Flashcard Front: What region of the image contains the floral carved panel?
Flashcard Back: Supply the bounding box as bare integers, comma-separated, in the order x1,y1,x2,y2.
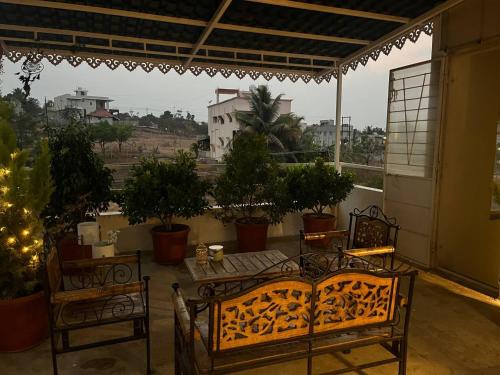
214,280,312,350
314,273,398,334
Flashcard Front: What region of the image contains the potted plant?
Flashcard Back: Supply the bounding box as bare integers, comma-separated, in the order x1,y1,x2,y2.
0,105,53,352
120,152,211,264
213,134,290,252
286,158,354,246
42,123,113,260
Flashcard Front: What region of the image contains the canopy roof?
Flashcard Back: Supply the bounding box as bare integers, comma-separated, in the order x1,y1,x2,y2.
0,0,461,83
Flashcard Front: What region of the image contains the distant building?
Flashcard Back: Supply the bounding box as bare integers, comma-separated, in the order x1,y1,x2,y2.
48,87,118,124
207,88,292,161
311,119,354,147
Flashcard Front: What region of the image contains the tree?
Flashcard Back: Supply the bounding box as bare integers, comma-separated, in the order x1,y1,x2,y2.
235,85,303,158
91,121,116,156
113,122,134,152
4,88,43,148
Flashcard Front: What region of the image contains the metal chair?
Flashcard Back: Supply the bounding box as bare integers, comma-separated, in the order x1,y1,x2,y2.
300,205,400,269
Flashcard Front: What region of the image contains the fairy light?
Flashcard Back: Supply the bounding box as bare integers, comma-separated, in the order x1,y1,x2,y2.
0,168,10,177
22,229,30,237
22,246,29,253
7,236,16,245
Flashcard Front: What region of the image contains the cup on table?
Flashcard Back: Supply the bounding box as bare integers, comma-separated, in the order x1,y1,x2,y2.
208,245,224,262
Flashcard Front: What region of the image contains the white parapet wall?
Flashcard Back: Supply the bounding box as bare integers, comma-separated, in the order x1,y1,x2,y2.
98,185,383,253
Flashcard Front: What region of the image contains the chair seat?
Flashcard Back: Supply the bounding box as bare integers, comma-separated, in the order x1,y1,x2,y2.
55,292,145,329
193,322,402,374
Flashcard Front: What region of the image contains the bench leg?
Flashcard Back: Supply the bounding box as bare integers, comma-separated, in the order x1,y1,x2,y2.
61,330,69,350
398,341,407,375
50,331,58,375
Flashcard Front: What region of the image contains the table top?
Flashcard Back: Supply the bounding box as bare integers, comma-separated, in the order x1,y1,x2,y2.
184,250,299,285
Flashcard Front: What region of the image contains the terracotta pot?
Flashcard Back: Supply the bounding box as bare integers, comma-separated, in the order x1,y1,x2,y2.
58,233,92,261
302,213,336,248
0,291,48,352
235,219,269,252
151,224,190,264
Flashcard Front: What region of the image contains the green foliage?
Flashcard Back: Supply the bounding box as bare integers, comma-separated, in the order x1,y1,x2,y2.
213,134,290,225
3,88,43,148
286,158,354,216
43,123,113,234
91,121,116,155
114,122,134,152
121,151,211,231
0,104,53,299
235,85,304,161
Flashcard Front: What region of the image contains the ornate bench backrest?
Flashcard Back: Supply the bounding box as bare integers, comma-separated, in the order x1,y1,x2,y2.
350,206,399,249
314,272,399,334
212,279,312,351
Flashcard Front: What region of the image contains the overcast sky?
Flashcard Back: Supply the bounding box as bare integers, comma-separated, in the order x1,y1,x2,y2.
0,35,431,129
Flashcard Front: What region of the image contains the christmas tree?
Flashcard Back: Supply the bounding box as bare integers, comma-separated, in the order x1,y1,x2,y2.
0,99,53,299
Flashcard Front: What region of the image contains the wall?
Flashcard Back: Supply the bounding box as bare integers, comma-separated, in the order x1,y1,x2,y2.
97,185,383,254
434,0,500,288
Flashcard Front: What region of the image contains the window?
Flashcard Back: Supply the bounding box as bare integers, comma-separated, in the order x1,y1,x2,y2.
491,118,500,215
386,61,441,178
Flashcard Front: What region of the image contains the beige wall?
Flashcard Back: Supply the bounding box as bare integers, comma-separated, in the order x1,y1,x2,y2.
435,0,500,287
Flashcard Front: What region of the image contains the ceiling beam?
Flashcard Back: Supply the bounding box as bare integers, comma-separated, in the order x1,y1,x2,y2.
184,0,233,68
0,0,208,27
1,0,369,45
216,23,369,45
0,23,341,62
246,0,410,24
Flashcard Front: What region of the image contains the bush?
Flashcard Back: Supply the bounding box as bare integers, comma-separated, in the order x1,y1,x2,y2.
0,107,53,299
121,151,211,231
213,134,290,225
286,158,354,216
43,123,113,234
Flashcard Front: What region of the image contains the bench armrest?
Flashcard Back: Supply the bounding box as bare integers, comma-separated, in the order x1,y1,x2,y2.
343,246,395,257
302,230,349,241
172,283,191,339
51,281,143,304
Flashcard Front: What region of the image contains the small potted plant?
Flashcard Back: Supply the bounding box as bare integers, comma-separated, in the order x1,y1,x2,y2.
92,230,119,258
286,158,354,245
0,109,53,352
43,123,113,260
213,134,290,252
121,152,211,264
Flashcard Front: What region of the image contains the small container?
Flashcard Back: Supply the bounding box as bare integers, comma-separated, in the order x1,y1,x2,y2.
196,243,208,265
209,245,224,262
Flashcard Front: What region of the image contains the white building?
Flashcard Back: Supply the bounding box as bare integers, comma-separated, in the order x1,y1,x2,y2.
207,88,292,160
49,87,117,123
312,119,354,147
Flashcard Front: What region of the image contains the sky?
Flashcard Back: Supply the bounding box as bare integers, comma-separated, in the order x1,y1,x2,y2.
0,34,431,130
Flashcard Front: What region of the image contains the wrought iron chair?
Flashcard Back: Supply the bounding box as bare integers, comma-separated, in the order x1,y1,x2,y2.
43,244,151,375
300,205,400,269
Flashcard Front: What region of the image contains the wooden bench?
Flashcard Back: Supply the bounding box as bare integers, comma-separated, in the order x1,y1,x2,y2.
172,267,417,375
43,247,151,375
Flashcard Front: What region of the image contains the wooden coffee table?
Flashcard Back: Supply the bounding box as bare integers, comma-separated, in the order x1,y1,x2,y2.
184,250,299,295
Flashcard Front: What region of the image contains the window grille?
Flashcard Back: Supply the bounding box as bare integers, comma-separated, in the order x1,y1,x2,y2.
386,61,441,178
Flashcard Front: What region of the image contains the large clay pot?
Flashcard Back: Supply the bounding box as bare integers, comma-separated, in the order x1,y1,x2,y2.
302,213,336,248
58,233,92,261
0,291,48,352
235,218,269,252
151,224,190,264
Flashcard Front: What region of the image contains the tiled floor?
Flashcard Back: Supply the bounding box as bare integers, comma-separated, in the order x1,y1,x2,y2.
1,238,500,374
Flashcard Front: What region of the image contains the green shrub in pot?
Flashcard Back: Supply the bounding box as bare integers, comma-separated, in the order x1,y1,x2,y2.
212,134,290,251
120,151,211,264
286,158,354,241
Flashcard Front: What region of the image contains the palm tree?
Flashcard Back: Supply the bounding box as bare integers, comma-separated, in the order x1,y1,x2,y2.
235,85,304,160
